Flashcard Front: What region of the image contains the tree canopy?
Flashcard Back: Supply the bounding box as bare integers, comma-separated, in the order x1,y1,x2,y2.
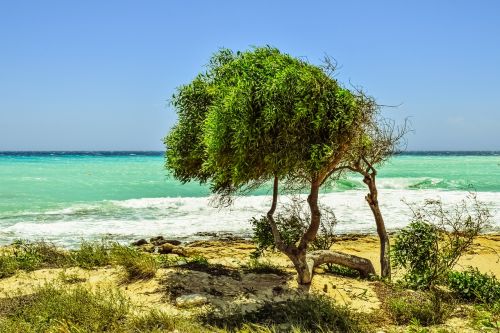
165,46,382,283
165,46,369,199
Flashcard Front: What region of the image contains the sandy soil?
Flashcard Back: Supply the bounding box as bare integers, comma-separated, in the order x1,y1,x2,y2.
0,234,498,332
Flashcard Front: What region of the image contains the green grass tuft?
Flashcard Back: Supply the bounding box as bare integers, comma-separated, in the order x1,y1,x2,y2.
386,290,451,326
0,283,130,332
241,259,288,276
70,239,113,269
201,293,366,333
111,244,158,281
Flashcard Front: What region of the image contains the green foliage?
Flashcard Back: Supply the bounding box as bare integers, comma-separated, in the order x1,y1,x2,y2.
0,283,130,332
11,240,70,270
386,291,451,326
0,255,17,278
201,293,366,333
323,264,361,278
470,303,500,332
71,239,113,269
448,267,500,304
392,195,490,289
241,259,288,276
251,200,337,257
165,46,367,199
111,244,158,281
0,240,70,278
392,221,440,288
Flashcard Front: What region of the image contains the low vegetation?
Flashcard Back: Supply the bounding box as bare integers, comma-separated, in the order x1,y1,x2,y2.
110,244,158,282
0,282,367,333
448,267,500,304
241,259,288,276
386,290,452,326
392,193,491,289
251,199,338,259
0,283,130,332
201,293,367,333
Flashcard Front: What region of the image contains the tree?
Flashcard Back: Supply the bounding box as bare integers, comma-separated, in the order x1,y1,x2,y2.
332,113,409,279
165,47,376,285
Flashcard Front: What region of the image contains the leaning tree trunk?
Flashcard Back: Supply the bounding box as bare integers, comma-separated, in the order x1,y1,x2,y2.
266,176,376,285
363,174,391,279
293,179,376,284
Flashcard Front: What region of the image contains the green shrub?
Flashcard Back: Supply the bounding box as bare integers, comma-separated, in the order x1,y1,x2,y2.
241,259,288,276
127,309,212,333
157,254,185,268
0,283,130,332
392,194,490,289
251,199,337,258
71,239,113,269
201,293,366,333
0,240,70,278
448,267,500,304
323,263,361,279
127,309,177,332
386,291,451,326
470,302,500,332
111,244,158,281
0,255,18,278
178,255,241,280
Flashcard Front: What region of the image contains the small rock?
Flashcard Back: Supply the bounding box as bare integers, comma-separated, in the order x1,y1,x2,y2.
150,235,165,243
164,239,182,246
153,239,182,246
158,243,175,254
171,247,187,256
175,294,208,308
139,244,155,253
131,239,148,246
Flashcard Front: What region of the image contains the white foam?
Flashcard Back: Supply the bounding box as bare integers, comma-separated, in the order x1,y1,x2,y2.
1,189,499,247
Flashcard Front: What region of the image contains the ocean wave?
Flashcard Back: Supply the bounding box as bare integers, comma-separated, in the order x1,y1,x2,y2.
0,189,499,247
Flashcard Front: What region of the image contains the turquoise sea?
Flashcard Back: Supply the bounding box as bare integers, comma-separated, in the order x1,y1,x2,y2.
1,152,499,247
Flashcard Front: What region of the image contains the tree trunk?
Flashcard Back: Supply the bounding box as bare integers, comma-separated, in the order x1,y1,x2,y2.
363,174,391,279
308,250,376,278
298,180,321,251
289,250,314,285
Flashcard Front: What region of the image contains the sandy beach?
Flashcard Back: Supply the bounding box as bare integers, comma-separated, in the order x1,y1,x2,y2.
1,234,498,332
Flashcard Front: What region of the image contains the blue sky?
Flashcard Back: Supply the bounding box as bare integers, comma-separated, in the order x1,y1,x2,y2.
1,0,499,151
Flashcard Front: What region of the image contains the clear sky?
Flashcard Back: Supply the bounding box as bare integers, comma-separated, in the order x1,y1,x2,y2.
1,0,499,151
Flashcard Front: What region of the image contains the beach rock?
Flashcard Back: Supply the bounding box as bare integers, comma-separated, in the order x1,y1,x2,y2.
171,247,187,257
150,235,165,244
131,239,148,246
164,239,182,246
139,244,155,253
194,231,218,238
175,294,208,308
149,236,181,246
158,243,175,254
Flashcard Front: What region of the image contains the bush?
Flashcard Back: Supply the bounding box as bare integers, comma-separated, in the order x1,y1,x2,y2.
0,283,130,332
0,255,18,278
241,259,288,276
201,293,366,333
448,267,500,304
12,240,70,270
71,239,113,269
0,240,71,278
111,244,158,281
386,290,451,326
392,194,491,289
324,264,361,279
251,198,337,258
